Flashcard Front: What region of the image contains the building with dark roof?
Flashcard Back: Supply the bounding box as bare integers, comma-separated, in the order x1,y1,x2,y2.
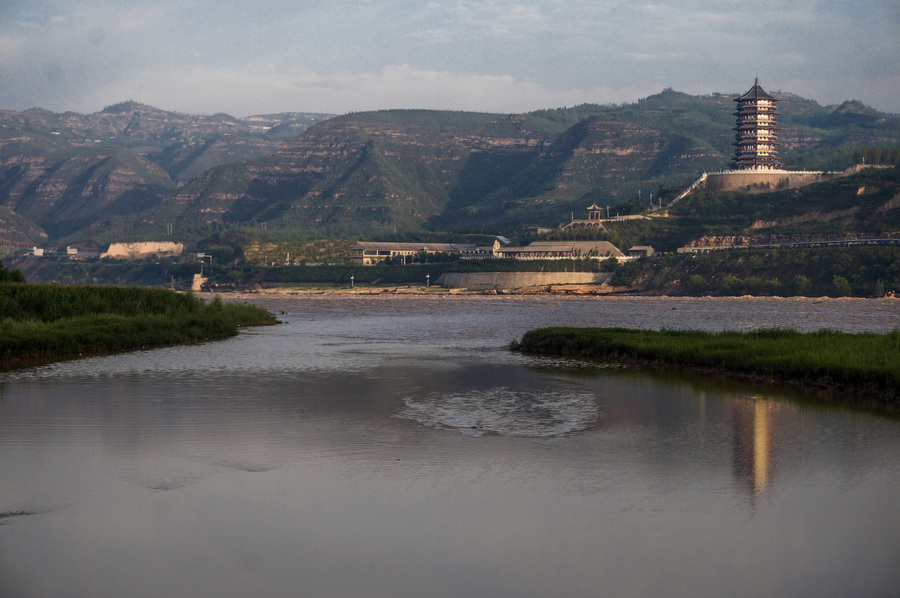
348,241,471,265
730,78,784,171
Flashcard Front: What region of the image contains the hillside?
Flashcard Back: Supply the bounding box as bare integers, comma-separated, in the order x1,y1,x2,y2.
1,90,899,248
584,165,900,254
0,103,333,245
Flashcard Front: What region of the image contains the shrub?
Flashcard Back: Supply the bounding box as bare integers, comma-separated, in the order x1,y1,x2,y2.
790,275,812,297
610,260,644,286
687,274,707,296
0,260,26,283
719,275,743,296
743,277,764,296
831,275,852,297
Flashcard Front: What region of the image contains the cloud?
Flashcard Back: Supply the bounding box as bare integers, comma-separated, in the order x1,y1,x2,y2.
0,34,23,59
0,0,898,114
81,63,638,116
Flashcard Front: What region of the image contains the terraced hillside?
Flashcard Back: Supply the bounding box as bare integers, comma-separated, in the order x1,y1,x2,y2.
1,90,898,247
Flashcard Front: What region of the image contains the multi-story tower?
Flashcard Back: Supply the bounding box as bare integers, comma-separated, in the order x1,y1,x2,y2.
730,78,783,170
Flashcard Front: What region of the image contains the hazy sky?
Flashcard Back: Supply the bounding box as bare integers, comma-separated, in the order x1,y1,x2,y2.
2,0,898,117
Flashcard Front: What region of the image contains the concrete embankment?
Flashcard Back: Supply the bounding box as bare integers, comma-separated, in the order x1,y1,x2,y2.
704,171,832,193
436,271,613,290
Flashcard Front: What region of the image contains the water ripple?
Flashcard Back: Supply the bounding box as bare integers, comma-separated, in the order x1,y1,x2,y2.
396,386,600,438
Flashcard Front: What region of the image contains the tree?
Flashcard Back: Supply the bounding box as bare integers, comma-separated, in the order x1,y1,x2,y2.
688,274,707,296
599,257,618,272
0,260,26,283
831,275,852,297
719,275,743,296
790,275,811,297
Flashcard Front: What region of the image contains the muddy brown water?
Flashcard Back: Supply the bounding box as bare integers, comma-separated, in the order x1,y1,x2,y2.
1,296,898,597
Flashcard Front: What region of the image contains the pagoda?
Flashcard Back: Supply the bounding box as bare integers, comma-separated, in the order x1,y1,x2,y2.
730,78,784,170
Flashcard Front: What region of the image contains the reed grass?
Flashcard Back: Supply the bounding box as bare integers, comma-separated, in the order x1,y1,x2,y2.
513,327,900,403
0,283,276,362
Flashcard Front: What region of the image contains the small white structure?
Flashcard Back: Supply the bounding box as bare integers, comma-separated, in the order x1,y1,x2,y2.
628,246,655,258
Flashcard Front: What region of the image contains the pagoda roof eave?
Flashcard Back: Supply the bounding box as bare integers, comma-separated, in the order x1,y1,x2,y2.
735,78,777,102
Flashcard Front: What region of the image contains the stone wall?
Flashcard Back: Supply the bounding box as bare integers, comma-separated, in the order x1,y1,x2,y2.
704,171,835,194
437,271,612,289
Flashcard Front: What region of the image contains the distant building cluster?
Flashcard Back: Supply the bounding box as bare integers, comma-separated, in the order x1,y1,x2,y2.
24,242,182,260
27,245,101,259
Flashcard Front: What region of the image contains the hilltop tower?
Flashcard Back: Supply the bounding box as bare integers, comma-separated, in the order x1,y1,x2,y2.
730,78,783,170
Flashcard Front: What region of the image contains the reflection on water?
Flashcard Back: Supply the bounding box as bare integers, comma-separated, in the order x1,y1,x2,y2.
1,296,899,598
733,398,779,498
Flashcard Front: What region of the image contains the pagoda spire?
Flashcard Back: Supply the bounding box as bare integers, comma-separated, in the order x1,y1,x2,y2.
729,78,783,171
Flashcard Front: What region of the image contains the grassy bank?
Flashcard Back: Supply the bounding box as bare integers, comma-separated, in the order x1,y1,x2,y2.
513,327,900,404
0,283,277,364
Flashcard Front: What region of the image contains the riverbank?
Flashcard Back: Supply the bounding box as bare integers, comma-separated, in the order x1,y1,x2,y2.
0,284,277,366
512,327,900,406
232,283,627,296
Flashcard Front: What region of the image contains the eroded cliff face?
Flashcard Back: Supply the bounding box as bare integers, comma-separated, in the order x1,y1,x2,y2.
0,144,175,240
2,93,899,245
0,104,333,244
0,103,330,149
158,112,555,232
154,111,733,234
0,206,47,246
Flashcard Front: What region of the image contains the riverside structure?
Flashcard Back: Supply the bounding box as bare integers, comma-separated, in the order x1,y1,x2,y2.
348,239,625,265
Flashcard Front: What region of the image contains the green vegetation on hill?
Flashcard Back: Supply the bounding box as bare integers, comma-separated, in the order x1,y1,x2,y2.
574,166,900,254
513,327,900,404
609,245,899,297
0,280,276,364
5,90,899,247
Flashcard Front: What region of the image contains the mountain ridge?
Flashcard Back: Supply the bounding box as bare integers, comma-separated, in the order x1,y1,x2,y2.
1,90,898,247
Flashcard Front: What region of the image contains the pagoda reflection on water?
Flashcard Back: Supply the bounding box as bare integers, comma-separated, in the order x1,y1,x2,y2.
733,397,779,499
730,78,785,171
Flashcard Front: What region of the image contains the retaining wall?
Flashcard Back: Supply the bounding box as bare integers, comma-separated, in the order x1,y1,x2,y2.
704,171,834,193
436,271,612,289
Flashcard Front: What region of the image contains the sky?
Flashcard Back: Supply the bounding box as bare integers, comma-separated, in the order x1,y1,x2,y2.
1,0,898,117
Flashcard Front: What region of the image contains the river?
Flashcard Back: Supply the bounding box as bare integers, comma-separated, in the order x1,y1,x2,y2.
1,295,898,597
